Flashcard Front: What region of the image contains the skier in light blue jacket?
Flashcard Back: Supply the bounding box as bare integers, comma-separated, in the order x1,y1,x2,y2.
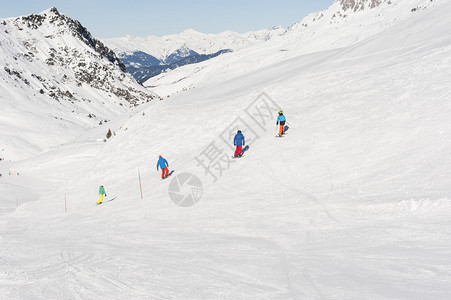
276,110,286,136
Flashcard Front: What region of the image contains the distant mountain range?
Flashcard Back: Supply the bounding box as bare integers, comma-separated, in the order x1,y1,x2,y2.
103,27,285,60
117,48,232,83
102,27,285,82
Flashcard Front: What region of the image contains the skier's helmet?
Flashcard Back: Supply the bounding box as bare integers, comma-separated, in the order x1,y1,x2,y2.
278,110,283,115
237,130,241,134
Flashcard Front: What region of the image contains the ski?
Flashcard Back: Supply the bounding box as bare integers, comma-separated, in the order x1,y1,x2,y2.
96,197,116,205
162,170,175,180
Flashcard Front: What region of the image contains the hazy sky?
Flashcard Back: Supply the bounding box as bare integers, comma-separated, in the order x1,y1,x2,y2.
0,0,334,38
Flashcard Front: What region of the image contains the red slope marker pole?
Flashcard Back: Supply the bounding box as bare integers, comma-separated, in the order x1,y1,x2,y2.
138,168,143,200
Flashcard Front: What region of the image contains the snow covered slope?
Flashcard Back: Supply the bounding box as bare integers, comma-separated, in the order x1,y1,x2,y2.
103,27,285,62
2,0,451,298
0,8,158,160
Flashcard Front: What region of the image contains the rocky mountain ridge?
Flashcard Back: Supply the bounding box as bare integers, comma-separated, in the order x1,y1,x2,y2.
1,7,157,107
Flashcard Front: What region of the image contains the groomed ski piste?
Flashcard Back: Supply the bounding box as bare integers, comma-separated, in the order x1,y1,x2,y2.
2,0,451,298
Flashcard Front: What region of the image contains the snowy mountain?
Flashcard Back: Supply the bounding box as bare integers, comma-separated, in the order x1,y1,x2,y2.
145,0,442,96
116,44,204,82
164,44,198,65
284,0,439,45
117,50,161,69
2,0,451,298
0,7,158,160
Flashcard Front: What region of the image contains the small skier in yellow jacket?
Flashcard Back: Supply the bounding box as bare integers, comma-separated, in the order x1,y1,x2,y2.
97,185,107,205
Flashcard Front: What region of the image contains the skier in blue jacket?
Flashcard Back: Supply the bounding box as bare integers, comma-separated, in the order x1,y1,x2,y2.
233,130,245,157
157,155,169,179
276,110,286,136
